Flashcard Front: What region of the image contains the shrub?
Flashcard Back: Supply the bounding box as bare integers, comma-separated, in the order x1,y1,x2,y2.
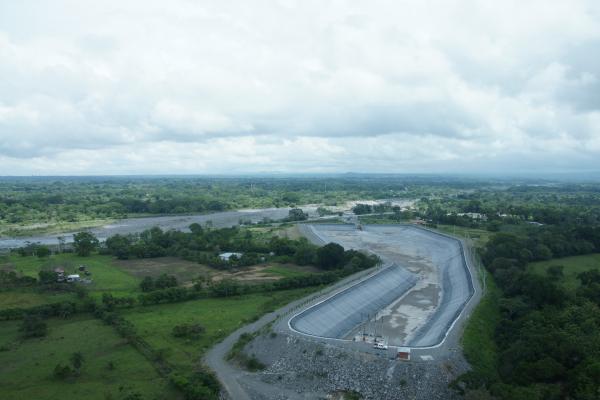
169,369,220,400
70,351,84,371
20,314,48,338
172,323,205,339
53,363,74,380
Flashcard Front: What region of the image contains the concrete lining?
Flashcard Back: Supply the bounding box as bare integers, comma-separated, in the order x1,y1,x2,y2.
289,265,418,339
290,224,475,348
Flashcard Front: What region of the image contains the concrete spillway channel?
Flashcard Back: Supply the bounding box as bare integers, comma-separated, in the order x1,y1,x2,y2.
289,265,418,339
290,224,476,349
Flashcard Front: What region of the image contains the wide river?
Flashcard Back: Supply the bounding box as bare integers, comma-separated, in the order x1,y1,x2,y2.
0,207,318,250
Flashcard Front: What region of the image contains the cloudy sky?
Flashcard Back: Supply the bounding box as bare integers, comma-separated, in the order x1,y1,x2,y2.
1,0,599,175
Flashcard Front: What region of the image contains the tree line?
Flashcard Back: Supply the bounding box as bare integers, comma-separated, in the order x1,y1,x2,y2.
458,224,600,399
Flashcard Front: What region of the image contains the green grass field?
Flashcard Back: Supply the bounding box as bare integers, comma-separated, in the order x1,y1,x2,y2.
0,290,75,310
262,264,314,278
435,224,492,247
122,287,318,369
2,254,319,307
0,315,175,400
3,254,140,295
0,251,325,398
1,254,146,304
528,253,600,292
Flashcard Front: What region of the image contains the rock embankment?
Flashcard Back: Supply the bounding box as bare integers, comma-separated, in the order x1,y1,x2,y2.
239,332,468,400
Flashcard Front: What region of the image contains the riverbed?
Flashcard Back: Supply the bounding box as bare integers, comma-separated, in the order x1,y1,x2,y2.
0,207,317,250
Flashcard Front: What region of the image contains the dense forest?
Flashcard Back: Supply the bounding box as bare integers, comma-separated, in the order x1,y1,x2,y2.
457,220,600,398
0,175,542,228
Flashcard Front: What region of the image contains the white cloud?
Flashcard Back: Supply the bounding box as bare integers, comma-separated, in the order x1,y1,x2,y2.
0,0,599,174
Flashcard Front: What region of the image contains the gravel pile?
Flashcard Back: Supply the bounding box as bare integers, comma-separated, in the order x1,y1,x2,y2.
240,332,468,400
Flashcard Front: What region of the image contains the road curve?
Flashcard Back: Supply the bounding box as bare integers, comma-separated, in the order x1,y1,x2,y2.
203,264,380,400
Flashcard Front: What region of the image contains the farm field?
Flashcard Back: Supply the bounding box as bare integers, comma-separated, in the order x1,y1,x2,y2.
1,254,139,295
0,315,175,400
1,254,320,306
528,253,600,291
0,290,74,310
121,287,319,369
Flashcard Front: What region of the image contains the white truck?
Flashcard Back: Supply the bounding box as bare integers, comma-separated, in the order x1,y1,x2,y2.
373,342,388,350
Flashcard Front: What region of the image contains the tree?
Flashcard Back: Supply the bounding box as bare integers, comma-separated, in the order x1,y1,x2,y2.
533,244,553,261
155,274,177,289
140,276,155,292
352,204,373,215
286,208,308,221
317,242,345,270
53,363,74,380
38,270,58,284
73,232,99,257
293,244,317,265
36,245,51,258
578,269,600,285
189,223,203,235
102,293,116,311
105,234,131,259
57,236,66,253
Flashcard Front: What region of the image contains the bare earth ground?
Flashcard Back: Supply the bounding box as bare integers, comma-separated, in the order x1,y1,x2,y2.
114,257,318,286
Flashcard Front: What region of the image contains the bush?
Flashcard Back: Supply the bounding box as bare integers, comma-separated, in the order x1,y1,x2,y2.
245,356,266,371
316,242,345,270
70,351,84,371
36,246,51,258
20,314,48,338
169,369,220,400
140,276,154,292
53,363,74,380
172,323,205,339
38,270,58,285
73,231,99,256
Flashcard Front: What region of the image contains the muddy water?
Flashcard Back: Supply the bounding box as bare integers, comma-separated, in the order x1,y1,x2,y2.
0,207,317,250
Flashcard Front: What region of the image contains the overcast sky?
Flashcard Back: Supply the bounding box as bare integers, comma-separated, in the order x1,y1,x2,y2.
1,0,599,175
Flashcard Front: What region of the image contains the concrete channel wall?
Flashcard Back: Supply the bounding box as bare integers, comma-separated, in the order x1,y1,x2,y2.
291,223,476,348
289,265,418,339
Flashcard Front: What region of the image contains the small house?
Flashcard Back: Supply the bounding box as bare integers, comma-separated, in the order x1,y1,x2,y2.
66,274,81,283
